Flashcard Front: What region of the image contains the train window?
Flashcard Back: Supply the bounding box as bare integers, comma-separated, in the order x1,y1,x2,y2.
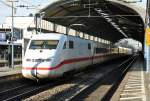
29,40,59,50
63,42,66,49
69,41,74,49
95,48,108,54
88,43,91,50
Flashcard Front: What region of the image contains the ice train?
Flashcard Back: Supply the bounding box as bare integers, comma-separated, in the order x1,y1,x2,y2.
22,33,132,80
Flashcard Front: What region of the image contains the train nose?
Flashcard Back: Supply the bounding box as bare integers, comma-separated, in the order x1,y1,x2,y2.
22,67,38,80
30,67,39,79
22,67,50,80
34,67,50,79
22,58,53,79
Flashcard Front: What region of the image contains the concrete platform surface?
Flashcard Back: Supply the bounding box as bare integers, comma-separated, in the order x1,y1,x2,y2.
0,65,22,77
111,57,146,101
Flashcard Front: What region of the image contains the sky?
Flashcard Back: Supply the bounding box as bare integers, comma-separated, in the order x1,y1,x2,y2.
0,0,147,24
0,0,58,24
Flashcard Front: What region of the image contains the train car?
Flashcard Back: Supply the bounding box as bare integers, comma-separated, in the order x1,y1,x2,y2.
118,46,133,55
22,33,132,80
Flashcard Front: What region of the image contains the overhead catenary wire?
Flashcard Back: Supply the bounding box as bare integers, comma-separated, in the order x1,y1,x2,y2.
19,0,37,7
0,0,16,9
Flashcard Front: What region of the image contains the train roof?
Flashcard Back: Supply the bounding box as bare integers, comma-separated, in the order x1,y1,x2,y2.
31,33,65,40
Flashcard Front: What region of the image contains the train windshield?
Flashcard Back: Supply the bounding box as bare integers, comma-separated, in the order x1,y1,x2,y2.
29,40,59,50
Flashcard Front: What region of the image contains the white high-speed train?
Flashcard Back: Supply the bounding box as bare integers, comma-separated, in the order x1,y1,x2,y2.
22,33,132,80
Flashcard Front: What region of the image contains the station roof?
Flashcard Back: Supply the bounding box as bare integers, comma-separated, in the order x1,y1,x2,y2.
40,0,144,43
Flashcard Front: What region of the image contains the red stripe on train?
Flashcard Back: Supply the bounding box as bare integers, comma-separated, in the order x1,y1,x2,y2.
22,55,103,70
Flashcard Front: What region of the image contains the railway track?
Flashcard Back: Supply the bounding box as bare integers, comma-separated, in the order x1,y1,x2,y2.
0,78,69,101
65,55,137,101
0,56,136,101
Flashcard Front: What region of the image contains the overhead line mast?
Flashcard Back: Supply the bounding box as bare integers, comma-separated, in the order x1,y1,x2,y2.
8,0,18,69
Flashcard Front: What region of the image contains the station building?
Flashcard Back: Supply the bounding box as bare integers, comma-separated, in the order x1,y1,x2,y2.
0,16,35,67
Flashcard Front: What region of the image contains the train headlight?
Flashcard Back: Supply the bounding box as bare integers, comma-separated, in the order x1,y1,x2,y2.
34,59,52,62
45,59,52,62
26,59,31,62
26,58,52,62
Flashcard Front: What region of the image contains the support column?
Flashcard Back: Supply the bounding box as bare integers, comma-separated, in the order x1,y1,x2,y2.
145,0,150,72
146,47,150,72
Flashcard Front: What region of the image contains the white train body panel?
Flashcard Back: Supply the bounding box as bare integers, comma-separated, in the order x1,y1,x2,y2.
22,33,132,80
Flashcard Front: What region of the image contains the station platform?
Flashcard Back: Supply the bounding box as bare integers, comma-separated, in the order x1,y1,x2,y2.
0,65,21,77
111,57,147,101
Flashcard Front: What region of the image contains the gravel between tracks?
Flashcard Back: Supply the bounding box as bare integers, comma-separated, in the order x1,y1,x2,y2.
23,83,75,101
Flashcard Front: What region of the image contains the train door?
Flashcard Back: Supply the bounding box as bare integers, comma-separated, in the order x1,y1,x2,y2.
91,42,96,65
88,42,93,65
59,38,70,74
65,37,77,71
73,38,81,70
